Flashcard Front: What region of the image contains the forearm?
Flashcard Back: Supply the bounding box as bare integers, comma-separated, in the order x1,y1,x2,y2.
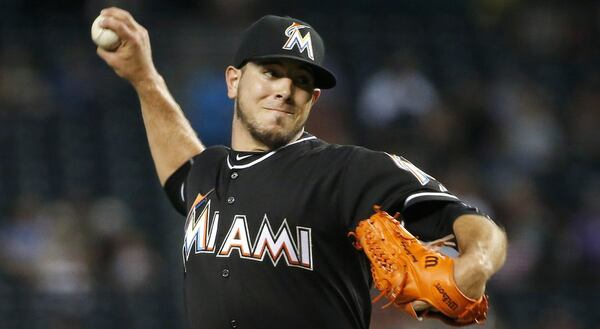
134,74,204,185
452,214,507,299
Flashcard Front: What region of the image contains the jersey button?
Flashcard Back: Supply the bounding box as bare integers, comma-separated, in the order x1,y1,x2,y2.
222,269,230,278
231,172,238,179
227,196,235,204
230,320,238,328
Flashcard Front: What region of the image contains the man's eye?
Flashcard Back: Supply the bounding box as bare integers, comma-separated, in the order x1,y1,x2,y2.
264,70,280,78
295,76,312,87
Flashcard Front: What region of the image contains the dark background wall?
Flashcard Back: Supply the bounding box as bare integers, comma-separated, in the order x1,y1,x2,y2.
0,1,598,328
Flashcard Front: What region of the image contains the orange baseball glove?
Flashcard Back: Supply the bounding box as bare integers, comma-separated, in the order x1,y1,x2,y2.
348,206,488,326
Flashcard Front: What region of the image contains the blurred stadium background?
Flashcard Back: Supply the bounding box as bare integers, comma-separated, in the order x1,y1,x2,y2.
0,0,599,328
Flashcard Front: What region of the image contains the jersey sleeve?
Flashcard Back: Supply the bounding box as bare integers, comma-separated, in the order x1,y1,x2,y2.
164,159,193,215
339,147,467,239
401,200,488,242
163,146,229,216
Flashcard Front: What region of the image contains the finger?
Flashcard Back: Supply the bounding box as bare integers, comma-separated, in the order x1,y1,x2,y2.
99,15,136,43
412,300,440,313
100,7,140,31
412,300,430,312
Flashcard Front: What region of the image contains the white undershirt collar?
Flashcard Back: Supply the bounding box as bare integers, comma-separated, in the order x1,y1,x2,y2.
227,133,316,170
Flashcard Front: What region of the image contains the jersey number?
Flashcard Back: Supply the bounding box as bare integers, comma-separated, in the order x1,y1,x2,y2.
388,154,433,186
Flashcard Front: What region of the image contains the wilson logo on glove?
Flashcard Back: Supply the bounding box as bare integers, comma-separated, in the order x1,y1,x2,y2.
425,256,439,268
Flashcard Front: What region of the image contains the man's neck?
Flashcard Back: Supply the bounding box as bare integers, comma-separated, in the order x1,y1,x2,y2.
231,124,304,152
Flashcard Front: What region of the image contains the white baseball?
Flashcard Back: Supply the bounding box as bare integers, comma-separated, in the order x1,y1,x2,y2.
91,15,121,51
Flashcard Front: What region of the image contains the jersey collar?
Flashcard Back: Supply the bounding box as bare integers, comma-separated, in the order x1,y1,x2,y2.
227,132,316,170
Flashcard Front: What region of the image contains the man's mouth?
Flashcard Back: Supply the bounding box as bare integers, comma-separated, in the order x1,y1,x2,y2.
265,107,293,115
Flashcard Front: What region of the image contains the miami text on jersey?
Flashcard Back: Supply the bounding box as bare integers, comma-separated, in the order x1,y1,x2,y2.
182,193,313,272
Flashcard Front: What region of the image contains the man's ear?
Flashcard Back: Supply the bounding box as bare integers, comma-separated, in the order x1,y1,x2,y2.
226,66,241,99
311,88,322,106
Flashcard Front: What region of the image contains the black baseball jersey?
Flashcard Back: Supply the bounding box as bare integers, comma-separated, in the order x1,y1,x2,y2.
164,132,480,329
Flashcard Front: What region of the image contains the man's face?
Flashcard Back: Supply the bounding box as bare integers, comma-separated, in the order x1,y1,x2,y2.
226,59,321,150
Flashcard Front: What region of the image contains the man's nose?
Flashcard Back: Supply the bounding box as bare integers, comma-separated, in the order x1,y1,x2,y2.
274,77,294,101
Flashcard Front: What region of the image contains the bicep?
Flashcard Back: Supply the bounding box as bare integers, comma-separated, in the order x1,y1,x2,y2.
340,149,457,229
452,213,505,254
163,159,192,216
402,201,486,242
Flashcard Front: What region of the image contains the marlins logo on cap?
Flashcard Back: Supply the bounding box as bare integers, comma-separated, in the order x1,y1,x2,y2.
232,15,337,89
282,22,314,60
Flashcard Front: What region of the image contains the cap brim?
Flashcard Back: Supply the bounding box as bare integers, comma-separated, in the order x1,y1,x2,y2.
245,55,336,89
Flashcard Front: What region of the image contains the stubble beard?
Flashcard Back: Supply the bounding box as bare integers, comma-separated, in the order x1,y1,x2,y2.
235,100,303,150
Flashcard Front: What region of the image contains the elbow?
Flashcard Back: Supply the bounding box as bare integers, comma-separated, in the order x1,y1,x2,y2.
479,221,508,278
493,225,508,273
454,215,509,278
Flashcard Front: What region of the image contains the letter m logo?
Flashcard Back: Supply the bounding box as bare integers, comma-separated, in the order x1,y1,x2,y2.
282,22,314,60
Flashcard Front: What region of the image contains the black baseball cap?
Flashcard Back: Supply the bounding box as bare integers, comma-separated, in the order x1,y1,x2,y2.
233,15,337,89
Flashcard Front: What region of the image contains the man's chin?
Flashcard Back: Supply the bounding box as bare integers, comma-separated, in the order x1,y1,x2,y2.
251,128,300,150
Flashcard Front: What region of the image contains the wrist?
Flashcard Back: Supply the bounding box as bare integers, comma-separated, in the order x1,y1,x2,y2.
132,71,164,93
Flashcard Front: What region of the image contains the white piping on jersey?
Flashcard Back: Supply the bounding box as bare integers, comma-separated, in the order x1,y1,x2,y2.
227,135,317,170
180,182,186,202
404,192,459,206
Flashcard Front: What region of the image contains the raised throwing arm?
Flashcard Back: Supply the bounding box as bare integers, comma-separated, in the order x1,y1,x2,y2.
95,7,204,185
